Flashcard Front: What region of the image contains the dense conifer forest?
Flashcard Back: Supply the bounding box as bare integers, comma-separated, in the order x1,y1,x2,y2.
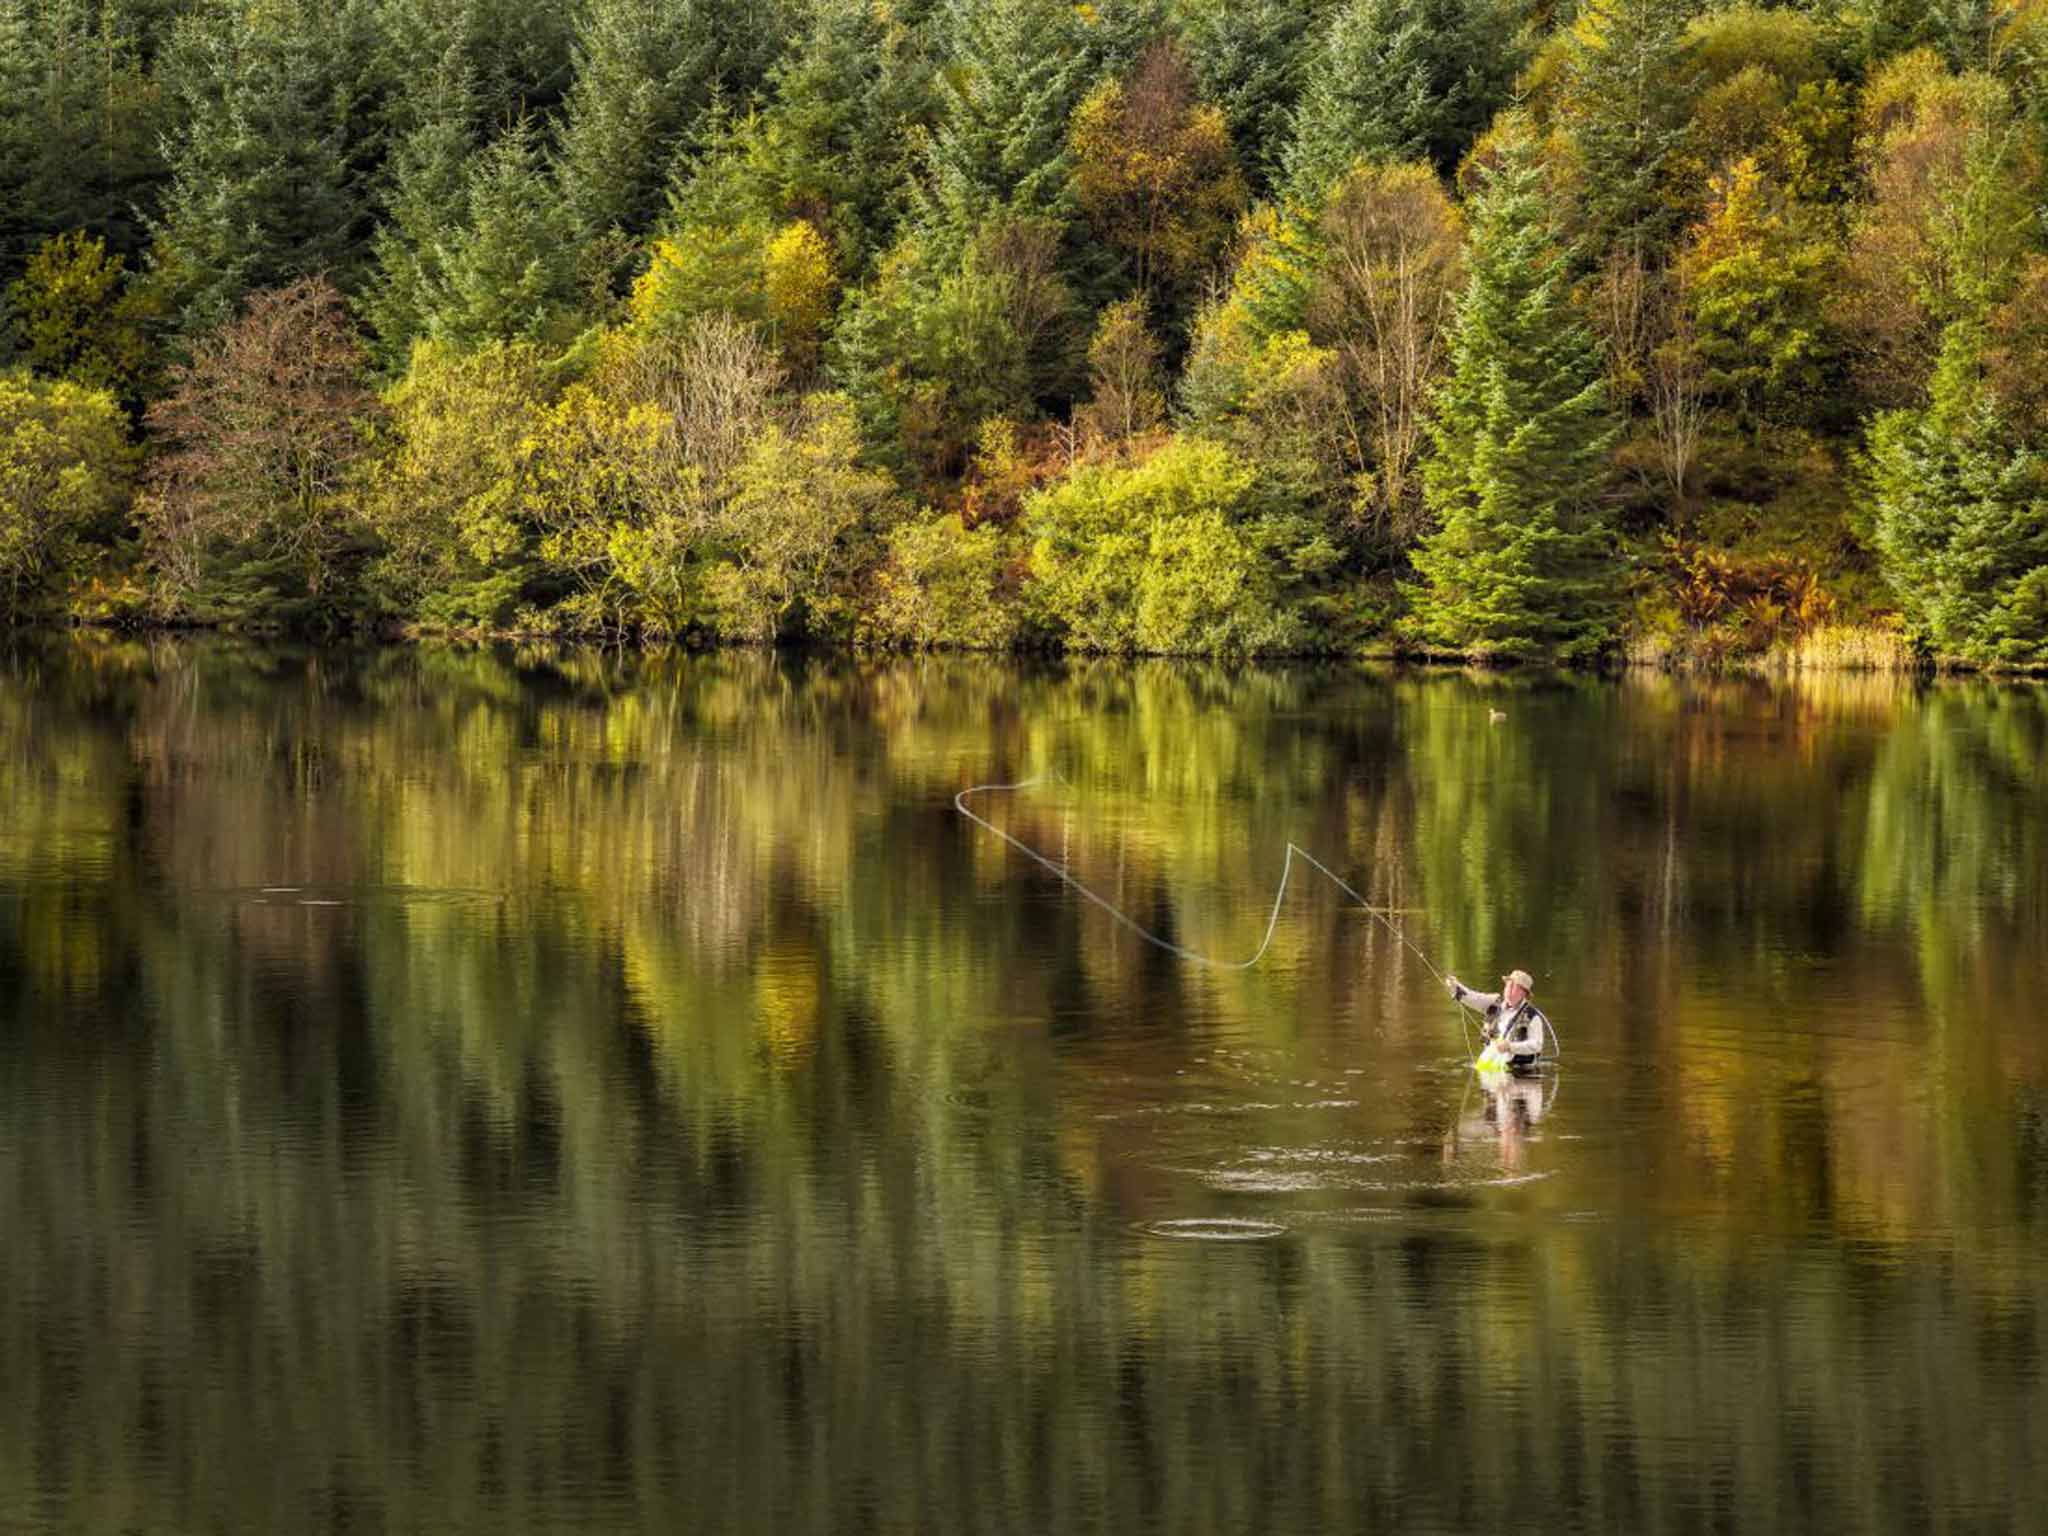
1,0,2045,665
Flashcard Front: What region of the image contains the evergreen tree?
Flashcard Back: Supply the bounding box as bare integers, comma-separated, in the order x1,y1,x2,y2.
1563,0,1706,264
1283,0,1524,200
1408,132,1620,661
552,0,789,244
1866,126,2048,665
420,119,585,352
918,0,1097,246
362,6,481,365
0,0,166,275
1175,0,1322,196
458,0,581,125
1868,321,2048,665
746,0,937,276
148,0,385,334
918,0,1157,252
374,0,581,130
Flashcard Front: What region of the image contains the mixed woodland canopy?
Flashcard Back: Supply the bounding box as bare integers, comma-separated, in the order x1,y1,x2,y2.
2,0,2047,663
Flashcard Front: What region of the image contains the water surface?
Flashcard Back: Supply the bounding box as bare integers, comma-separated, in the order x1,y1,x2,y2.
2,638,2044,1533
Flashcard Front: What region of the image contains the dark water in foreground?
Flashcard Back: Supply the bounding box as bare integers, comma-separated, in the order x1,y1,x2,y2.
2,638,2045,1534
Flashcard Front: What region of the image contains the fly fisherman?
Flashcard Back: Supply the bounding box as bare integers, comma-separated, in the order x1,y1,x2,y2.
1444,969,1548,1070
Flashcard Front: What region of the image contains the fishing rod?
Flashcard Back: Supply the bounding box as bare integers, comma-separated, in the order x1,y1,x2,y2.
955,776,1482,1063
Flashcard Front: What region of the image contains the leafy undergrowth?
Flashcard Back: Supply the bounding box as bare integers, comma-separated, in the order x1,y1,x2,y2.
1623,429,1904,669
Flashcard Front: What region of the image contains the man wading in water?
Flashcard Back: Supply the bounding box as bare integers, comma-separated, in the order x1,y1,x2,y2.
1444,968,1549,1070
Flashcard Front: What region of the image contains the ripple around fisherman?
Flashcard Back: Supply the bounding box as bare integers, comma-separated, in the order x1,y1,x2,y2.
1445,968,1550,1073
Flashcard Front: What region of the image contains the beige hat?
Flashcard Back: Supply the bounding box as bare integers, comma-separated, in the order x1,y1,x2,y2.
1503,969,1534,992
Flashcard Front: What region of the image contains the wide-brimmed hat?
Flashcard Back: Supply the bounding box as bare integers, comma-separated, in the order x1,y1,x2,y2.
1503,969,1534,992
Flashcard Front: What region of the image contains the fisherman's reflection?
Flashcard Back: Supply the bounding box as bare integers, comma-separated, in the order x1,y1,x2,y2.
1445,1071,1552,1172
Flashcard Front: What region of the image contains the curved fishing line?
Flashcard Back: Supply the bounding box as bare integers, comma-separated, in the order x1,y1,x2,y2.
956,776,1295,971
956,776,1478,1062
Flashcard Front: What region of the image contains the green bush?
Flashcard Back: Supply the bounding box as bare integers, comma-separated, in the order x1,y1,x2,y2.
863,512,1021,650
1026,436,1327,656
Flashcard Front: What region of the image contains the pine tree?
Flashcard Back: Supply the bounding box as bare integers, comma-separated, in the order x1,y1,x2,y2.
361,5,481,365
1283,0,1523,200
420,119,584,352
759,0,938,273
919,0,1098,246
0,0,165,275
462,0,581,125
1868,320,2048,665
1563,0,1706,264
1175,0,1321,196
375,0,582,131
917,0,1161,251
1866,127,2048,665
551,0,789,244
148,0,385,334
1408,132,1620,661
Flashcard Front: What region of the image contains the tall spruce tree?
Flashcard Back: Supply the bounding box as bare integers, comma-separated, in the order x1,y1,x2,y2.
1176,0,1322,196
1408,131,1620,661
1868,322,2048,665
375,0,581,129
1562,0,1705,264
149,0,385,334
1866,127,2048,665
918,0,1095,246
361,10,480,365
1283,0,1524,200
551,0,789,244
0,0,166,276
465,0,581,124
747,0,937,276
918,0,1158,251
419,118,584,352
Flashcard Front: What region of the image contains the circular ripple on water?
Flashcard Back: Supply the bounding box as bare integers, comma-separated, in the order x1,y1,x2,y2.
1133,1217,1288,1242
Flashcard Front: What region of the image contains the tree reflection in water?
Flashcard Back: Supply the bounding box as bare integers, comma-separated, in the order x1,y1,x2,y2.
0,636,2043,1533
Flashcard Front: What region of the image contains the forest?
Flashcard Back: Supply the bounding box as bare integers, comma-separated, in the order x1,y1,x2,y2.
0,0,2045,665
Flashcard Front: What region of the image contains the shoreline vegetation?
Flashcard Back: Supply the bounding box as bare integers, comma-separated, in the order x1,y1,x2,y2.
29,618,2048,684
3,4,2047,672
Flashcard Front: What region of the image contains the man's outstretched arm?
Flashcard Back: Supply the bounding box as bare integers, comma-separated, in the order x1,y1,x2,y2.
1445,976,1500,1014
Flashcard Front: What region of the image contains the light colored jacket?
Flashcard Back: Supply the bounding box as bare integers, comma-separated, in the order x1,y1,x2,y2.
1449,982,1548,1060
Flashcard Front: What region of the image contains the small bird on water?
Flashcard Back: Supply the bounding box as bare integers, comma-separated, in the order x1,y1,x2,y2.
1488,708,1506,724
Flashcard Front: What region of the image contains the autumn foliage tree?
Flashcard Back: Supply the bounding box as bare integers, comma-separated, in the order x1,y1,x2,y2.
1070,39,1246,305
1833,57,2023,409
5,232,159,402
1306,161,1465,543
142,277,378,626
1077,295,1166,445
1675,156,1832,429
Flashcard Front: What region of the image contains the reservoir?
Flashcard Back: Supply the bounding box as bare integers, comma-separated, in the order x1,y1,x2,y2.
2,638,2043,1532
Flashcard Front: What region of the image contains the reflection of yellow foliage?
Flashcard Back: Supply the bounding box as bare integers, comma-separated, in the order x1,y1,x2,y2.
751,942,821,1064
1056,1120,1101,1199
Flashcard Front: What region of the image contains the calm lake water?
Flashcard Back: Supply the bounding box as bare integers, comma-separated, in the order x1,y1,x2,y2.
2,637,2044,1534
